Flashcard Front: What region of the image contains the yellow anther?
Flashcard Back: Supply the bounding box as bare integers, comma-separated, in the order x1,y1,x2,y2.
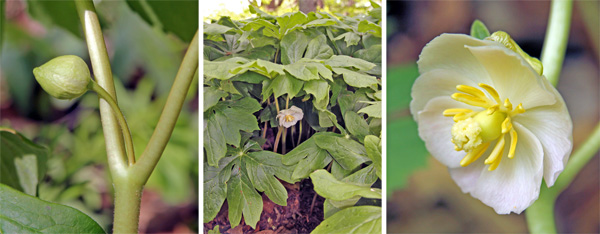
503,98,512,110
487,105,499,115
452,93,489,108
501,117,512,134
456,85,489,101
460,142,490,167
443,108,473,117
478,83,502,104
453,111,475,122
513,103,526,115
285,115,295,122
484,136,505,165
508,128,518,159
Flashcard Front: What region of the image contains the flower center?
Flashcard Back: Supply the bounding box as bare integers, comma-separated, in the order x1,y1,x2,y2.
284,114,295,122
443,83,526,171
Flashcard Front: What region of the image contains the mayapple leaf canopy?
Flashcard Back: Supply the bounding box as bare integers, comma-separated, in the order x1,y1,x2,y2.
33,55,91,100
410,32,573,214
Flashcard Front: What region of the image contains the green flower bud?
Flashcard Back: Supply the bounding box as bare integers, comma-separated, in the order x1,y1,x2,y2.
486,31,544,76
33,55,91,100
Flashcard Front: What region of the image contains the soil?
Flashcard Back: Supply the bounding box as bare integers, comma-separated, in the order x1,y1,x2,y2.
204,179,324,234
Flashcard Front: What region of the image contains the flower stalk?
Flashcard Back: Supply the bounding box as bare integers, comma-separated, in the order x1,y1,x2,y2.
541,0,573,86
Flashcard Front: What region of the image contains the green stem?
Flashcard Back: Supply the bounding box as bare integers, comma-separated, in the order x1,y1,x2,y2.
540,0,573,86
75,0,127,175
90,82,136,165
112,178,143,234
131,31,199,183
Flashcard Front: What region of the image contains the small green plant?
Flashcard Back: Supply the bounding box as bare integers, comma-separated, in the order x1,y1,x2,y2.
203,2,382,233
0,0,198,233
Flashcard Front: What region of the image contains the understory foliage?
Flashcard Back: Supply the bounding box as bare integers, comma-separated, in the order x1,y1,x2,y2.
204,3,382,233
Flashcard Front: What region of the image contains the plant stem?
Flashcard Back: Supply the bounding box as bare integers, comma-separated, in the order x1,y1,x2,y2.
90,82,136,165
541,0,573,86
132,31,199,183
112,178,143,234
75,0,127,175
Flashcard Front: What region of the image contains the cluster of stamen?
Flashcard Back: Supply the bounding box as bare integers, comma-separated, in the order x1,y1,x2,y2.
443,83,525,171
284,115,295,122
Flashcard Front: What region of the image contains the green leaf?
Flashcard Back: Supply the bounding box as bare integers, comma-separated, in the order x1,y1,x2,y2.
358,20,381,37
276,12,308,36
353,45,382,63
0,130,48,196
262,74,304,99
27,0,80,38
325,55,376,71
344,111,370,143
314,134,369,171
358,101,381,118
332,67,378,88
283,134,335,180
227,170,262,229
245,151,293,205
284,61,320,81
204,23,233,35
0,184,105,233
304,79,330,110
304,34,334,60
333,32,361,46
310,170,381,201
303,18,336,28
204,114,227,167
231,59,285,78
364,135,382,179
311,206,381,234
204,57,249,80
126,1,198,42
231,71,268,84
280,30,309,65
203,156,235,222
203,86,228,112
470,19,491,40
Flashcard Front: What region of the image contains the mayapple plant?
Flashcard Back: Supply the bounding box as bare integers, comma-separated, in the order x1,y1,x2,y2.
24,1,198,233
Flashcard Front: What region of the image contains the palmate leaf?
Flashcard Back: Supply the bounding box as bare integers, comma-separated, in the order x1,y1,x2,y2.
311,206,381,234
0,129,48,196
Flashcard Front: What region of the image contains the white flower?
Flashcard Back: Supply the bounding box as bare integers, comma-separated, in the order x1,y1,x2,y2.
410,33,573,214
277,105,304,128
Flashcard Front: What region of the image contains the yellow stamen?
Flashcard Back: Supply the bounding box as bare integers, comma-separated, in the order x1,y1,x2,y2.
508,128,518,159
451,93,489,108
456,85,489,101
486,105,499,115
453,111,475,122
511,103,526,116
501,117,512,134
479,83,502,104
503,98,513,110
460,142,490,167
484,136,505,165
285,115,295,122
443,108,473,117
487,146,504,171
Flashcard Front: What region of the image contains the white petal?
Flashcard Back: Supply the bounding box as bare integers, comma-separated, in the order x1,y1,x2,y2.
417,96,478,168
410,69,479,121
469,123,544,214
465,45,556,109
513,79,573,187
418,34,495,84
449,156,486,194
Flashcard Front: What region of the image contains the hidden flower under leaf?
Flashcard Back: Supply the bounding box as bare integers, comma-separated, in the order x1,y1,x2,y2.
410,33,573,214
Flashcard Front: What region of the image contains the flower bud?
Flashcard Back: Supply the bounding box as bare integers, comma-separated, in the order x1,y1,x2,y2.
33,55,91,100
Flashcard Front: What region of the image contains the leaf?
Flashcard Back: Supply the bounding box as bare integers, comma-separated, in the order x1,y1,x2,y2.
364,135,382,179
203,86,228,112
0,184,106,233
303,18,336,28
27,0,80,38
231,71,268,84
262,74,304,99
284,61,319,81
311,206,381,234
353,45,382,63
314,134,369,171
204,57,249,80
333,32,361,47
126,1,198,42
332,67,378,88
245,151,292,205
283,134,335,180
231,59,285,78
227,170,262,229
358,20,381,37
280,30,309,65
0,129,48,196
304,34,334,60
204,23,233,35
204,114,227,167
344,111,370,143
203,156,235,222
276,12,308,36
358,101,382,118
470,19,491,40
325,55,376,71
303,79,330,110
310,170,381,201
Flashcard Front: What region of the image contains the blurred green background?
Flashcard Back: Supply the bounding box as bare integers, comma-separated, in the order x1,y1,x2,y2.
386,1,599,233
1,0,198,233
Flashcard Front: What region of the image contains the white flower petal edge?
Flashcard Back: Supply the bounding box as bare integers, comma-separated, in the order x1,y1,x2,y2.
450,122,544,214
514,79,573,187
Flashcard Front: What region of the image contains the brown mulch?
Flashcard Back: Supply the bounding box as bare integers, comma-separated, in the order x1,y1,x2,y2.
204,179,324,234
